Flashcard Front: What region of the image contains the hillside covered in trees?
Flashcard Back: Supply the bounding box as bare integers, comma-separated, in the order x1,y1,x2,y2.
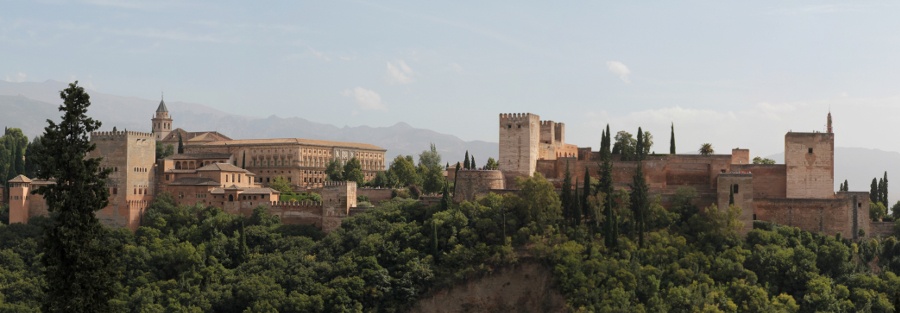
1,175,900,311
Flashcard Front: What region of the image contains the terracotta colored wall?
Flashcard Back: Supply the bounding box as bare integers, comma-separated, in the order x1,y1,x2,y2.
357,188,393,204
733,164,787,199
785,133,834,199
755,191,869,239
454,170,505,202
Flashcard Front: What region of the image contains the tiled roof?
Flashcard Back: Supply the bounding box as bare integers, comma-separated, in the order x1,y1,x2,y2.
196,163,251,173
156,99,168,113
168,177,219,186
166,153,233,160
8,175,32,183
196,138,385,151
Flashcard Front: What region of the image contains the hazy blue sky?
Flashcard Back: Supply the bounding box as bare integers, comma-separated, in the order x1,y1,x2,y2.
4,1,900,157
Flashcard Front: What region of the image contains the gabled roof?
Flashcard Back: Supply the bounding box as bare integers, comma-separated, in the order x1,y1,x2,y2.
8,175,32,183
196,163,251,173
160,128,232,143
156,99,168,113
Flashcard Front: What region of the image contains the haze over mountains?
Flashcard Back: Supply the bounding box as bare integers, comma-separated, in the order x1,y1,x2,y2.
2,80,898,201
0,80,497,167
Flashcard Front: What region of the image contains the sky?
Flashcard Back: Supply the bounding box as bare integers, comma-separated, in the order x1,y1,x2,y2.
4,1,900,158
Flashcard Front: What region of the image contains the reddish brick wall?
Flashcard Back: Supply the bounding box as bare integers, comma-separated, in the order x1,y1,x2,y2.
454,170,505,202
871,222,894,237
733,164,787,199
357,188,393,204
755,192,869,239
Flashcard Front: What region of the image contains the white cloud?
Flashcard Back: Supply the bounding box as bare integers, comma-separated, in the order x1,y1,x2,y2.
308,47,331,61
606,61,631,83
343,87,386,111
386,60,415,84
4,72,27,82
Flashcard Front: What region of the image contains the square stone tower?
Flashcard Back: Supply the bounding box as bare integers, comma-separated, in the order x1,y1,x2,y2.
785,132,834,199
89,130,157,229
499,113,540,186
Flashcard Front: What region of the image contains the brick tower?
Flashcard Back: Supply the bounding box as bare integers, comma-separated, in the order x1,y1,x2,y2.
7,175,32,224
151,96,172,141
784,113,835,199
499,113,541,187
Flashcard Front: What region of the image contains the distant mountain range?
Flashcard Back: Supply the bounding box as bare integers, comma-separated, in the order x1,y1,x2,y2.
0,80,497,166
3,80,898,201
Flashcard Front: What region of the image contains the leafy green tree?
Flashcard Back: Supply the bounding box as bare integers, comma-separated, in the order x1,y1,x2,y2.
891,201,900,220
418,145,445,194
155,142,174,160
484,157,499,170
270,176,293,194
612,130,636,160
31,81,121,312
343,157,364,185
389,155,419,187
670,122,676,154
871,202,888,221
699,143,714,155
418,143,441,169
325,159,343,181
753,156,776,164
513,173,562,233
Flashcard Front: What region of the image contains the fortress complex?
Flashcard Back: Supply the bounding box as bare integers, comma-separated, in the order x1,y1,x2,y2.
455,112,872,238
6,98,386,232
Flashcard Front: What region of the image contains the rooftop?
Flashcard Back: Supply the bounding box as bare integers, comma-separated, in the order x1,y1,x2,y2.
196,138,386,151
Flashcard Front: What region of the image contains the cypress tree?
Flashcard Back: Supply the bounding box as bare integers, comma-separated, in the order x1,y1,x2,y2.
440,181,450,211
878,178,885,205
579,167,590,227
871,178,879,204
14,140,24,176
463,151,470,170
630,158,648,248
470,154,476,170
843,179,849,192
670,122,676,154
884,172,889,206
241,151,246,168
561,161,573,227
177,132,184,154
636,127,644,160
7,141,17,180
32,81,119,312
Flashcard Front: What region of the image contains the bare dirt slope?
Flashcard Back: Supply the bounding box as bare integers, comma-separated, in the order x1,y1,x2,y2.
409,263,567,313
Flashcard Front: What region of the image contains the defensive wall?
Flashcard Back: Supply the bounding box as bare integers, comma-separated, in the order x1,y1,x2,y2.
357,188,393,204
453,169,505,202
871,222,895,237
754,191,869,240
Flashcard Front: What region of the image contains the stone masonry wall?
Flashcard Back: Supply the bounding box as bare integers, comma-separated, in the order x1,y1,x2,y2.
454,170,505,202
499,113,540,188
785,132,834,199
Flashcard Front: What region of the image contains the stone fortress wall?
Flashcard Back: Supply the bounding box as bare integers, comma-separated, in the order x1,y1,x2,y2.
480,112,870,239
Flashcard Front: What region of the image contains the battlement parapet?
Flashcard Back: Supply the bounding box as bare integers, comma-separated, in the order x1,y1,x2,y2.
499,113,540,122
271,200,323,207
91,131,155,139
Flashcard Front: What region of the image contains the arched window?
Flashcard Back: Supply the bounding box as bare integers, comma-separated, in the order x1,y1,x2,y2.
228,195,234,202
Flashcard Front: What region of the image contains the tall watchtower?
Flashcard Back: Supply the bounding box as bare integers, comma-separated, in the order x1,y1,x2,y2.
151,97,172,141
7,175,32,224
89,130,157,230
499,113,541,186
784,113,835,199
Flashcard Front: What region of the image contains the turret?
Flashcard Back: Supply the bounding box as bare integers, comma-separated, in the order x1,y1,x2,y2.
151,96,172,141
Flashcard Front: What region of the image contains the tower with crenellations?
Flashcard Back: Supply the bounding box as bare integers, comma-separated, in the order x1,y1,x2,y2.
89,130,157,230
499,113,541,187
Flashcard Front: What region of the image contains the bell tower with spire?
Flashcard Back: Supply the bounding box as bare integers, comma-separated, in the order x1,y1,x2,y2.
151,95,172,141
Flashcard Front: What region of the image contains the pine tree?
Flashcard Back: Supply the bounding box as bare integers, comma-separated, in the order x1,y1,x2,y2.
463,151,470,170
32,81,119,312
670,122,676,154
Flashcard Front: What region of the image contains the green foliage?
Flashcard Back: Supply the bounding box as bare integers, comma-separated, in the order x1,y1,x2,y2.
871,202,888,222
343,157,364,185
269,176,293,194
484,157,499,170
154,142,174,160
325,159,343,181
752,156,776,164
670,122,676,154
32,81,120,312
699,143,714,155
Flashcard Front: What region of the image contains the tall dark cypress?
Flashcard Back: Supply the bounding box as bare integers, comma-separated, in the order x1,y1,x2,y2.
579,167,590,227
878,178,885,205
883,172,889,206
561,162,574,227
241,151,246,168
871,178,879,204
470,154,476,170
177,132,184,154
32,81,119,312
463,151,470,170
670,122,676,154
631,127,647,247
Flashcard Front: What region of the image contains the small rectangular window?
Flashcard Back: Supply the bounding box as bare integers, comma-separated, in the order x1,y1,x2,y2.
733,184,739,194
808,148,813,154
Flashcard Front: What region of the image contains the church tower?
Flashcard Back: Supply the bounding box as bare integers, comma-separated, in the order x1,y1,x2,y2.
151,96,172,141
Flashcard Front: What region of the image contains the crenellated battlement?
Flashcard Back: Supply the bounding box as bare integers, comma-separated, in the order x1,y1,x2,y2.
499,113,540,123
270,200,323,207
91,130,155,139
